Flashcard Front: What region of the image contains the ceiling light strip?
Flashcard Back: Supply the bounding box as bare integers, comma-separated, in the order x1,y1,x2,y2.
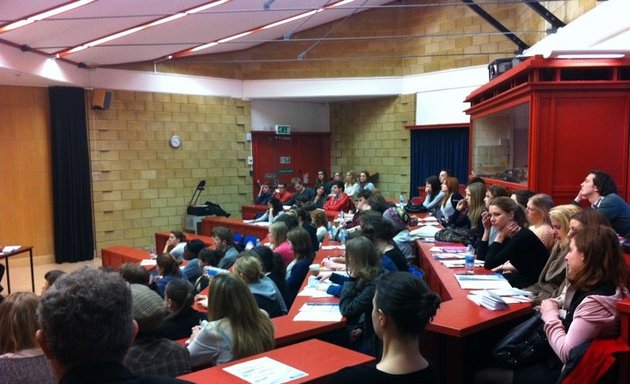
0,0,95,33
170,0,357,59
55,0,232,57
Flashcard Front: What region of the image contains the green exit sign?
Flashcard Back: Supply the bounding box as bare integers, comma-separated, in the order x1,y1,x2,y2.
275,124,292,135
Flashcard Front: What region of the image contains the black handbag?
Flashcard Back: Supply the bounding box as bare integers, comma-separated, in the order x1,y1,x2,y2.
492,312,553,368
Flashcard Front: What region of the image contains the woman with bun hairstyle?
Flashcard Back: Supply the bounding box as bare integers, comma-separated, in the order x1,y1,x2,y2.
330,272,441,383
477,197,549,288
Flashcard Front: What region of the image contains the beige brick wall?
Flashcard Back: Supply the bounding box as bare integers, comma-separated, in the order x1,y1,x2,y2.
129,0,596,79
88,91,252,252
330,95,416,201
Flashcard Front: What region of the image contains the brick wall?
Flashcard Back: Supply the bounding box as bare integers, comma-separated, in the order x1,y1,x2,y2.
88,91,252,252
330,95,416,200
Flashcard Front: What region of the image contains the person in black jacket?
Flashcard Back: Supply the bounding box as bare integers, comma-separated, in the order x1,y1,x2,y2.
158,279,206,341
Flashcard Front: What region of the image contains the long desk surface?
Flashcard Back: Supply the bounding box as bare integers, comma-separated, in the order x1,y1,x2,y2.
154,231,214,255
178,339,374,384
241,205,340,222
201,216,270,240
418,240,532,383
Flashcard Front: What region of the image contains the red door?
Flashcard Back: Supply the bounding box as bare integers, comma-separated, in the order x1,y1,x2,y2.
252,132,330,198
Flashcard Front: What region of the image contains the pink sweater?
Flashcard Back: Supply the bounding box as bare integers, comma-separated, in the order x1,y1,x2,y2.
273,241,294,266
541,285,628,363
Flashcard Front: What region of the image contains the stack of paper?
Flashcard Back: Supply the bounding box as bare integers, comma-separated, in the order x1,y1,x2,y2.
474,290,508,310
1,245,21,253
455,273,512,290
223,356,308,384
440,259,485,268
409,225,441,239
293,302,342,322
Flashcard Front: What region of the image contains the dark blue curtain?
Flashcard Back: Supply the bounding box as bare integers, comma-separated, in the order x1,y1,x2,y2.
49,87,94,262
410,127,469,197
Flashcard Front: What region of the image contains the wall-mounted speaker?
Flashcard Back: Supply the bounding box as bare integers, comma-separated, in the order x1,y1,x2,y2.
92,89,112,110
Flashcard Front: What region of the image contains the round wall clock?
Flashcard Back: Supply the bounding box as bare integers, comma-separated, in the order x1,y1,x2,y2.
169,135,182,149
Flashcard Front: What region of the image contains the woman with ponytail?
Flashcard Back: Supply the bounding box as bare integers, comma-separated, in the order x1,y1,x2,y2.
331,272,441,383
158,279,207,340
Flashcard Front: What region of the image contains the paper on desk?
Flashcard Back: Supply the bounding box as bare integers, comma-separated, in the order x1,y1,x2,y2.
321,245,345,250
455,273,512,290
1,245,21,253
223,356,308,384
440,260,485,268
297,286,333,298
467,294,531,306
470,288,533,297
293,302,342,322
140,259,157,266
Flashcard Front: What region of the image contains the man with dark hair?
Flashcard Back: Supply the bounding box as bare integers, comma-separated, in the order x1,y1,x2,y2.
289,178,314,205
36,267,190,383
323,181,351,212
272,182,293,203
120,263,150,286
574,170,630,237
213,226,239,270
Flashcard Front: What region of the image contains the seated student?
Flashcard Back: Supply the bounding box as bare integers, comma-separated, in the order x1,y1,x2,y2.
163,230,187,263
356,170,376,195
360,211,408,271
526,194,555,251
251,246,290,307
484,185,511,244
422,175,445,212
525,204,581,305
438,168,450,184
0,292,56,384
438,176,463,223
268,222,294,266
447,181,487,248
477,197,549,288
272,182,293,203
320,237,389,356
478,225,629,384
289,178,314,205
285,227,314,308
573,170,630,238
233,254,288,317
253,197,285,224
37,267,188,384
294,208,320,252
153,253,184,297
41,269,65,295
213,226,239,270
344,170,360,197
302,184,328,211
510,189,535,211
193,248,223,293
120,263,151,286
159,279,207,341
181,240,205,283
314,169,332,195
187,274,274,368
330,272,441,383
323,181,352,212
311,209,328,242
382,206,418,265
124,284,190,377
255,182,273,205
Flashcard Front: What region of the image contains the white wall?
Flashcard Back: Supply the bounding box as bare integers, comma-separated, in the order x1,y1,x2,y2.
251,100,330,132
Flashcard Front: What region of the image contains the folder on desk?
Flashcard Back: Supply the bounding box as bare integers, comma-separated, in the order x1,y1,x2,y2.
455,273,512,290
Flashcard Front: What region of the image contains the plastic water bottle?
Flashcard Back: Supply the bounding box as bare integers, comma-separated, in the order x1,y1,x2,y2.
338,228,347,245
399,193,406,207
327,222,334,240
465,244,475,274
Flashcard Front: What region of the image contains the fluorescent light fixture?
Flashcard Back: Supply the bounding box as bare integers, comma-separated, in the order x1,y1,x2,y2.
56,0,232,57
546,50,627,59
0,0,95,33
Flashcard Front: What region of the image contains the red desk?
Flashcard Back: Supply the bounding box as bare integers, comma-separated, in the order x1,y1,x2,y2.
241,204,267,220
178,339,374,383
201,217,270,240
154,232,214,255
0,246,35,293
101,246,150,270
418,241,532,383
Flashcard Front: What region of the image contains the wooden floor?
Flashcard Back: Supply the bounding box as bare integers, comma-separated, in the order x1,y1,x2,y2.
1,256,101,295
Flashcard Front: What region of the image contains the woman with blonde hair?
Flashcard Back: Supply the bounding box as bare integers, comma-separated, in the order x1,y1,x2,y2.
0,292,56,383
187,273,274,368
525,204,582,304
344,170,359,197
268,222,293,266
233,254,288,317
526,194,555,250
448,181,487,247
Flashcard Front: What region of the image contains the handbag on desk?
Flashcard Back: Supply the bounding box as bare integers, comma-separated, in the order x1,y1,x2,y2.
492,312,553,368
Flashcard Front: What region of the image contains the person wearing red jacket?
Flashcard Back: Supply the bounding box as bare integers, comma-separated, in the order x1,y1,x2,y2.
323,181,351,212
272,182,293,203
